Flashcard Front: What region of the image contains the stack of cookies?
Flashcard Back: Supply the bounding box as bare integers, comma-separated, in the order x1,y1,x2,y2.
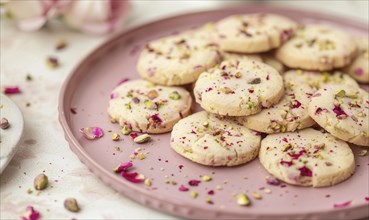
108,13,369,188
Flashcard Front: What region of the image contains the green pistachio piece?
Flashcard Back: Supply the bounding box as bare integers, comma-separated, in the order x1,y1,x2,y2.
34,174,48,190
134,134,151,144
64,198,80,212
237,194,251,206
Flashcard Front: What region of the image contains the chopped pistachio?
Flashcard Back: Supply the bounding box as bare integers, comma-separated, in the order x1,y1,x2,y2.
359,150,368,156
134,134,151,144
145,100,157,110
216,185,222,190
202,175,212,182
235,72,242,78
64,198,80,212
252,192,262,200
144,178,152,187
147,90,159,100
169,91,181,100
190,191,198,198
121,125,132,135
248,77,261,84
203,121,209,128
137,153,145,160
205,197,213,204
34,174,48,190
111,133,120,141
237,194,251,206
335,89,346,98
220,87,233,94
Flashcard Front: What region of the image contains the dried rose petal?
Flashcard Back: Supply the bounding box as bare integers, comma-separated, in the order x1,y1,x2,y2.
208,190,215,195
188,180,201,186
288,150,306,160
110,93,118,99
291,100,301,108
3,86,21,94
365,197,369,202
79,127,104,140
280,160,293,167
150,114,163,124
333,200,352,208
333,106,348,119
179,185,189,192
130,133,138,139
121,171,145,183
354,68,364,75
299,166,312,177
115,162,133,173
266,176,280,186
21,206,40,220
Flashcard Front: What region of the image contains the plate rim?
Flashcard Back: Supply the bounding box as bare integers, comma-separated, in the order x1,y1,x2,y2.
0,94,24,174
58,4,369,219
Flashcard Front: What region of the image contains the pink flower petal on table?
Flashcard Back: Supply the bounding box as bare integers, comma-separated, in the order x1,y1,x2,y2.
178,185,189,192
110,92,118,99
121,171,144,183
21,206,40,220
3,86,21,94
130,133,138,139
79,127,104,140
334,200,352,208
116,162,133,173
365,197,369,202
188,180,201,186
266,176,281,186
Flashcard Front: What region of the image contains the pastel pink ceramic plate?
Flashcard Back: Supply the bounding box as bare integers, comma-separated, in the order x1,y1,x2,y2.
59,5,369,219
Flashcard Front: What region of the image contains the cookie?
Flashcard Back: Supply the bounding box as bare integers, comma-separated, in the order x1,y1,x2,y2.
343,37,369,83
194,60,284,116
308,85,369,146
137,30,221,86
108,79,192,134
238,70,360,134
213,13,297,53
170,111,261,166
259,128,355,187
275,25,357,71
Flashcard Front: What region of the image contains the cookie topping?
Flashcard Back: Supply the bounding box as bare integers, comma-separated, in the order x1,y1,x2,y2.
248,78,261,84
0,118,10,129
79,127,104,140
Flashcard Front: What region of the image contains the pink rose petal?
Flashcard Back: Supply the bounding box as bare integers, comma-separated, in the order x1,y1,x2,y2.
116,162,133,172
280,160,293,167
178,185,189,192
288,150,306,160
266,176,281,186
130,133,138,139
21,206,40,220
3,86,21,94
299,166,312,177
121,171,144,183
334,200,352,208
188,180,201,186
79,127,104,140
291,100,301,108
333,106,348,119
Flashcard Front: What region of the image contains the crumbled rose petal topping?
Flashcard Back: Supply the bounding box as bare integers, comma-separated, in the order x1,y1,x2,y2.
179,185,189,192
298,166,312,177
354,68,364,75
333,105,348,119
291,100,301,108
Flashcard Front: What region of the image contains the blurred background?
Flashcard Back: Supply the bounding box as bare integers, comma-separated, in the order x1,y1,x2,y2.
1,1,368,219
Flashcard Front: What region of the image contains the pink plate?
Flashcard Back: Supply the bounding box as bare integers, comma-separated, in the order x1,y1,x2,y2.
59,5,369,219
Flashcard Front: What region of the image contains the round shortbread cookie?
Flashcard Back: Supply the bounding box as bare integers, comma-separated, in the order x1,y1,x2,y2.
343,37,369,84
308,85,369,146
170,111,261,166
259,128,355,187
238,70,360,134
108,79,192,134
213,13,297,53
194,59,284,116
275,25,357,71
137,31,221,86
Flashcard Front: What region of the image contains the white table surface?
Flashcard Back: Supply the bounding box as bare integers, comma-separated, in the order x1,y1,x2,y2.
1,1,368,219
